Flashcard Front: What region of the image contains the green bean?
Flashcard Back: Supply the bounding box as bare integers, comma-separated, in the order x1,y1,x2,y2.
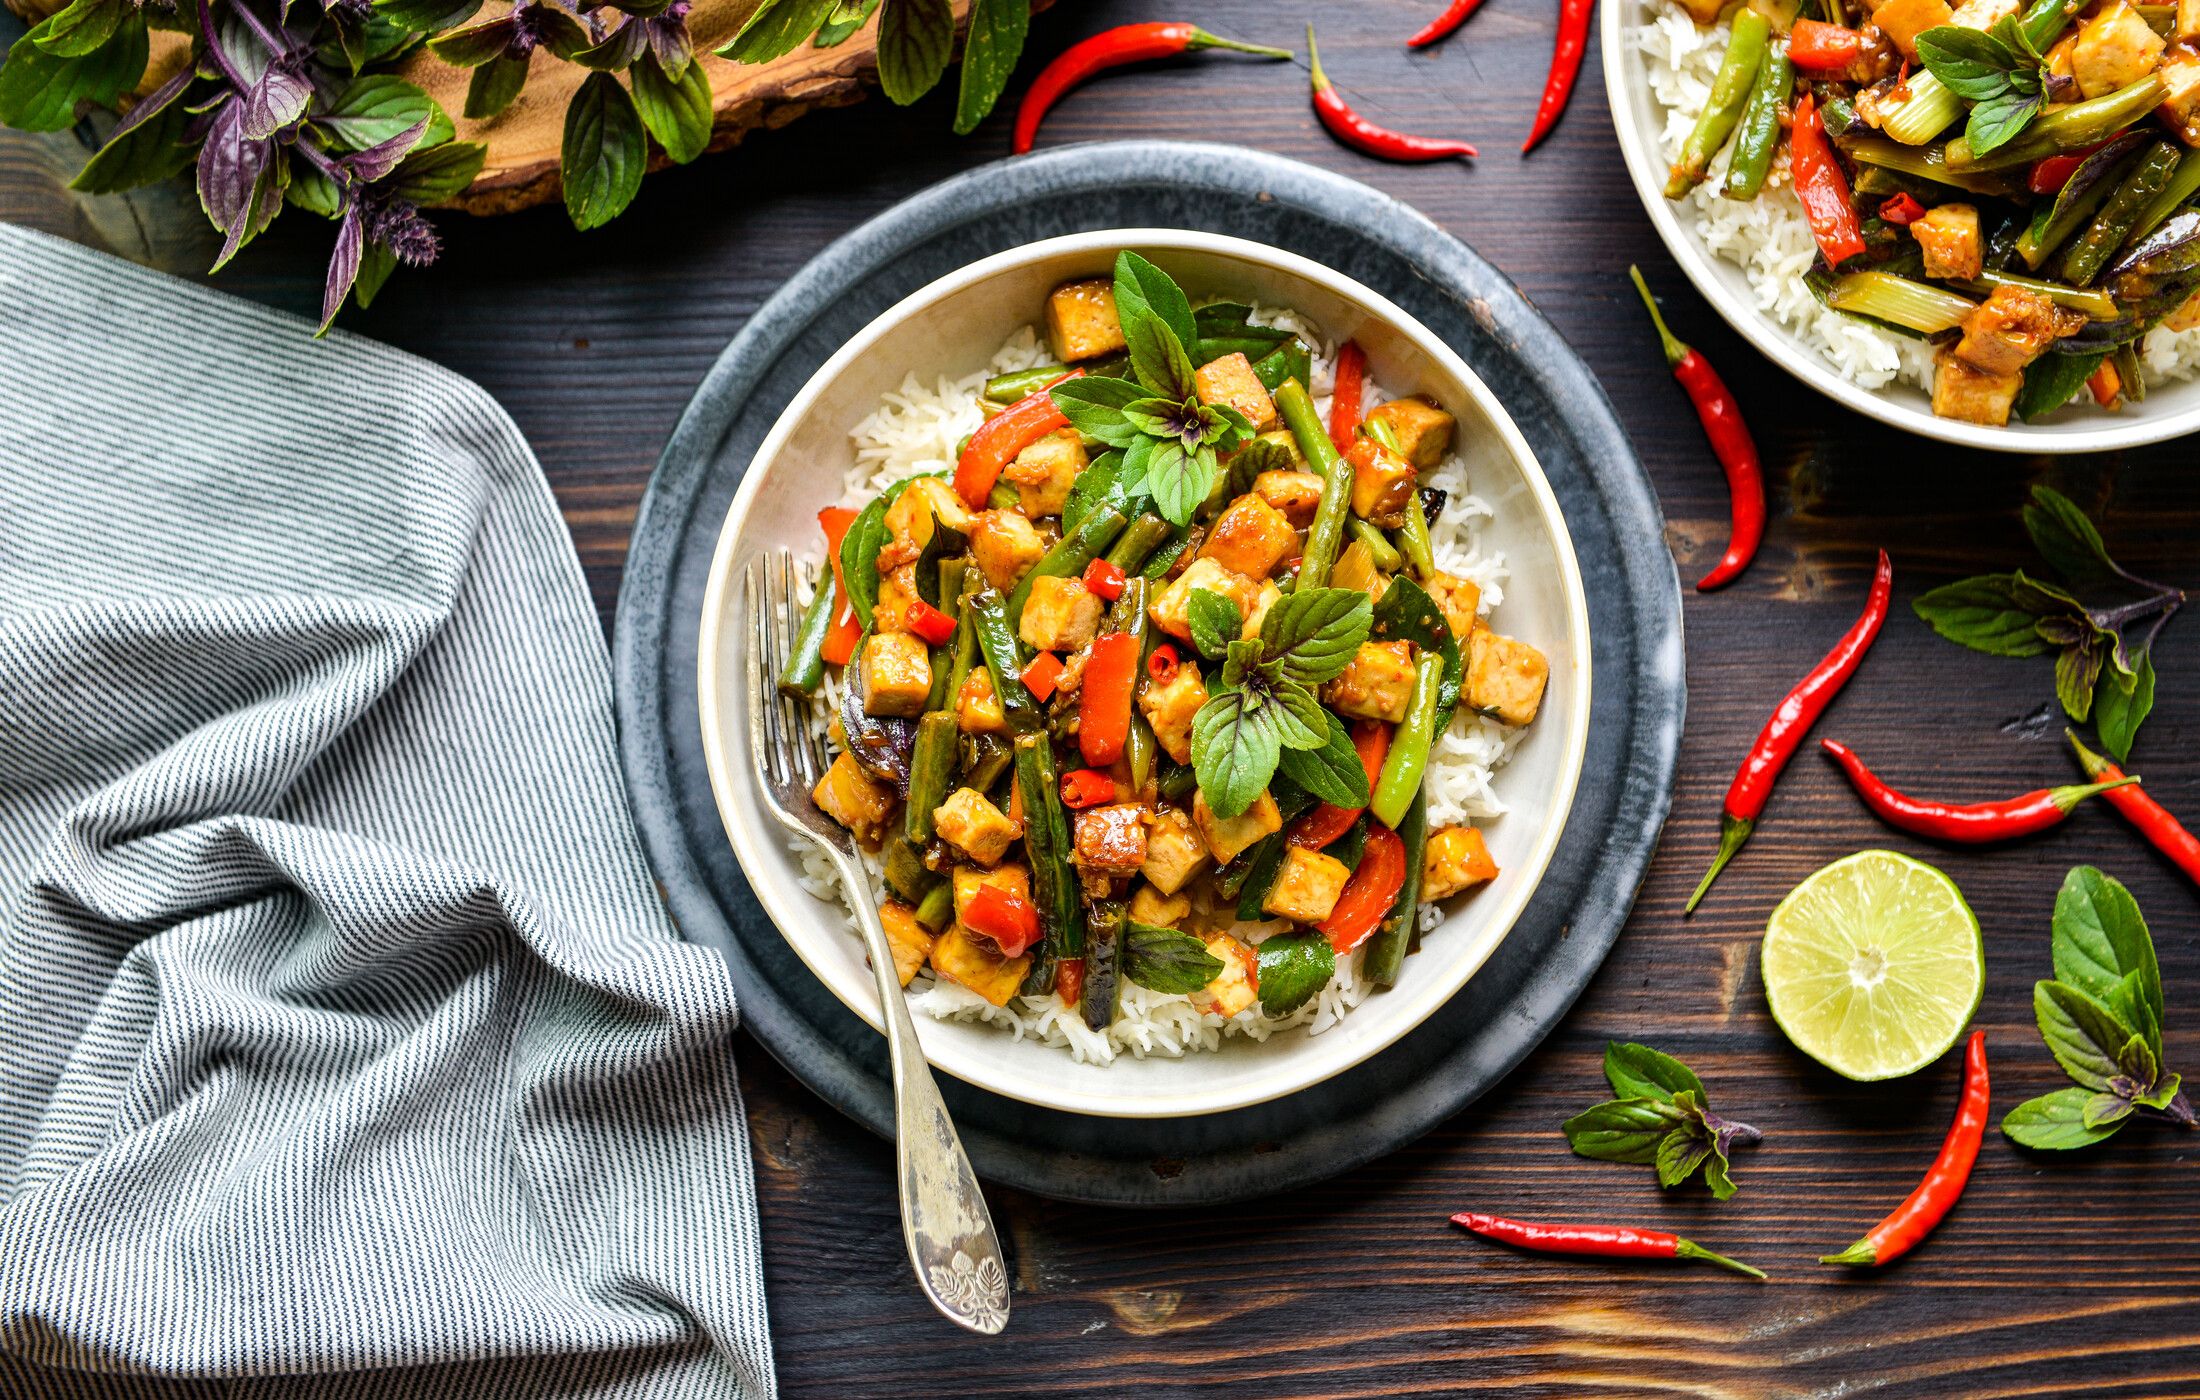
1841,136,2025,197
913,881,955,932
1363,788,1427,987
986,481,1020,511
1364,417,1435,577
2112,342,2148,403
2017,0,2084,50
1664,9,1770,200
881,833,935,903
1014,732,1083,995
1108,576,1150,645
1104,512,1173,572
903,711,959,845
1349,519,1403,574
1954,269,2120,320
2017,148,2141,271
984,364,1070,401
2129,148,2200,251
1005,505,1127,621
1370,657,1445,829
962,731,1013,794
1158,762,1197,802
967,587,1043,734
922,561,969,712
2137,1,2175,33
1125,714,1157,794
1275,378,1352,591
1723,36,1792,199
1082,898,1124,1030
941,602,980,713
2064,141,2184,286
1947,77,2165,172
778,567,835,696
1140,533,1194,580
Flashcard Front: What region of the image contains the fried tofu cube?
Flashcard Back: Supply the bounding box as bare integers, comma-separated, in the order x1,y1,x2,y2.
956,667,1007,734
1466,629,1549,727
1073,803,1149,874
1189,934,1258,1017
1149,556,1263,643
952,862,1030,925
1365,396,1457,469
859,631,932,717
1019,575,1102,653
814,751,896,845
2160,48,2200,144
2179,0,2200,42
930,924,1030,1006
1192,787,1282,864
2073,0,2163,98
1931,342,2025,425
1344,437,1418,529
1193,351,1280,432
872,563,921,635
1911,203,1983,281
1199,492,1299,580
1870,0,1954,56
1241,581,1282,640
1261,846,1353,924
883,476,974,547
970,509,1047,590
1949,0,2018,29
1323,640,1420,724
1129,881,1192,927
934,787,1021,866
1138,662,1208,764
880,900,936,987
1956,284,2082,376
1423,826,1499,900
1423,570,1484,640
1140,807,1210,895
1046,278,1128,362
1254,468,1324,528
1002,429,1086,519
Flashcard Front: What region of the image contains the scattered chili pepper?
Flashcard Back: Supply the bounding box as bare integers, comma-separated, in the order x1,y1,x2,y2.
1056,956,1084,1008
903,598,957,646
964,883,1043,957
954,370,1082,508
1082,556,1127,601
1406,0,1488,48
1878,192,1927,226
1060,767,1118,809
817,506,862,667
1821,739,2137,843
1329,339,1367,455
1687,549,1893,912
1021,650,1065,702
1078,632,1140,767
1789,94,1868,267
1822,1031,1987,1267
1451,1213,1766,1279
1320,825,1408,952
1522,0,1594,153
2069,730,2200,886
1146,643,1180,684
1787,18,1865,75
1308,25,1478,162
1012,23,1294,155
1627,266,1764,594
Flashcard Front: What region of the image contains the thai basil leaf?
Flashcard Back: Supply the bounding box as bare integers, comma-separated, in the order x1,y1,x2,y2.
70,66,194,194
371,0,483,33
1143,438,1215,528
1254,932,1335,1017
953,0,1026,134
354,241,398,308
1967,88,2041,156
2016,351,2105,421
814,0,882,46
1249,338,1313,393
1604,1041,1706,1104
631,48,711,163
32,0,125,59
561,71,646,230
0,13,146,132
1121,921,1224,994
197,99,277,271
1189,686,1282,819
318,203,365,335
2135,1071,2184,1111
464,52,528,119
875,0,953,105
2033,978,2136,1092
2055,636,2103,722
2050,865,2161,1032
2003,1086,2125,1149
2094,649,2154,762
1914,25,2019,99
1187,589,1241,661
719,0,836,64
1911,573,2064,656
1112,250,1199,378
1275,713,1368,809
318,75,452,151
1655,1121,1713,1188
1562,1097,1690,1165
1049,376,1143,448
1259,587,1372,689
426,15,516,66
386,140,486,203
2023,485,2121,589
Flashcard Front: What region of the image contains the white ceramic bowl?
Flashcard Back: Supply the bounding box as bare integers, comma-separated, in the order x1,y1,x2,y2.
694,229,1593,1119
1603,0,2200,452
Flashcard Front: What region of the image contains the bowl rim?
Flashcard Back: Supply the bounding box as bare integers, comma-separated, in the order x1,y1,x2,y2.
692,226,1595,1119
1599,0,2200,454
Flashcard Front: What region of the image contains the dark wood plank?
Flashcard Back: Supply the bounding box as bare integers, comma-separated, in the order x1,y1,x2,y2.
7,0,2199,1392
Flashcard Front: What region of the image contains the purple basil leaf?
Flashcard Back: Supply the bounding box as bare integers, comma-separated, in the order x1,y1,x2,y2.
197,100,267,237
319,203,364,334
109,64,193,142
573,15,646,69
239,63,311,139
343,116,428,180
647,15,693,77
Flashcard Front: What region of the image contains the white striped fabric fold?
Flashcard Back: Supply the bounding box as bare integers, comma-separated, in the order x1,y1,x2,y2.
0,224,776,1399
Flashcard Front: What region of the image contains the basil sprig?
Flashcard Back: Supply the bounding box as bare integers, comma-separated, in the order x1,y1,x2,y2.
1913,487,2181,761
1562,1043,1762,1200
1915,19,2047,157
1049,252,1256,527
1121,922,1225,994
2004,867,2194,1150
1188,588,1373,818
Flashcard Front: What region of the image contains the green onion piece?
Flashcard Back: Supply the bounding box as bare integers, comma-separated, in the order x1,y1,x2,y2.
1824,270,1978,334
1880,72,1962,147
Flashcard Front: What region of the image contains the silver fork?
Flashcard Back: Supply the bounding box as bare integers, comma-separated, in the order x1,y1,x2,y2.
742,552,1010,1336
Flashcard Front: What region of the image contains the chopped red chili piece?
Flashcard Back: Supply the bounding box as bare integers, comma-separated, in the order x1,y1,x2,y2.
903,598,956,646
964,884,1042,957
1878,193,1926,226
1329,339,1366,456
1147,644,1180,683
1060,768,1118,809
1082,556,1127,601
1056,956,1085,1008
1021,650,1065,702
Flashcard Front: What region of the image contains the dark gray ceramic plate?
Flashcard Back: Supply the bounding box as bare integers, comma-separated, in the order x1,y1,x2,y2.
613,140,1683,1207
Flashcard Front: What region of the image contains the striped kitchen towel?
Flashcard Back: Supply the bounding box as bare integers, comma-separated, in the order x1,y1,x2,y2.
0,225,775,1398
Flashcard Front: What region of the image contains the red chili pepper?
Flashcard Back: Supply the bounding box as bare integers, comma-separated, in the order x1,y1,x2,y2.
1406,0,1488,48
1021,650,1065,702
1626,268,1764,594
1522,0,1593,153
1878,193,1927,226
2028,138,2113,195
902,598,956,646
817,506,862,667
1082,556,1127,601
1787,18,1864,74
1079,632,1140,767
1452,1213,1765,1278
1060,768,1117,809
1147,644,1180,683
1329,339,1366,456
1790,95,1867,268
1822,1031,1987,1268
1290,722,1390,848
2069,731,2200,886
1056,956,1085,1008
1308,25,1477,161
1012,23,1294,154
1686,549,1892,912
1320,825,1408,953
955,371,1082,509
1822,739,2136,843
964,884,1043,957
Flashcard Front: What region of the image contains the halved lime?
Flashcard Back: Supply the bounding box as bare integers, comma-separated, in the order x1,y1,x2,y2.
1761,851,1983,1081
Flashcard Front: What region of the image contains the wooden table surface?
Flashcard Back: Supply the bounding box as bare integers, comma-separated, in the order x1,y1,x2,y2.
7,2,2197,1393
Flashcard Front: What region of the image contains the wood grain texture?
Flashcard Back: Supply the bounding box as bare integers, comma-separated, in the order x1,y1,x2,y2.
5,0,2198,1393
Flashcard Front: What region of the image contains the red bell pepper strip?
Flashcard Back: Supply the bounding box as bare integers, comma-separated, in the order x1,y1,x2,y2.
954,370,1081,509
1329,339,1366,456
1309,25,1478,161
1147,643,1180,683
1082,556,1127,601
817,506,862,667
1407,0,1489,48
1021,651,1065,702
903,598,956,646
1319,825,1408,953
964,883,1043,957
1790,95,1867,268
1522,0,1594,153
1078,632,1140,767
1787,18,1864,74
1878,193,1926,226
1289,722,1391,848
1012,23,1294,155
1060,768,1118,809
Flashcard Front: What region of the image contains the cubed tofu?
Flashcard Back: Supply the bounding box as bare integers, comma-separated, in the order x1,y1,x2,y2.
1046,278,1127,362
934,787,1021,866
969,509,1047,590
872,563,921,635
1345,437,1418,528
1199,492,1299,579
1931,342,2025,425
1870,0,1954,56
2179,0,2200,43
1254,468,1325,527
1074,803,1149,874
880,900,936,987
1002,428,1086,519
1261,846,1353,924
860,631,932,717
1911,203,1983,281
956,667,1007,734
1193,351,1280,432
1253,428,1307,470
1189,934,1258,1018
813,751,896,845
1423,826,1500,900
1466,629,1549,727
2160,48,2200,145
952,862,1031,925
2072,0,2164,99
1192,788,1282,864
883,476,974,547
1422,570,1484,641
1955,284,2084,376
1018,575,1102,653
1365,396,1456,469
1323,640,1420,724
930,924,1030,1006
1948,0,2017,28
1129,881,1192,927
1149,556,1263,643
1140,807,1210,895
1138,663,1208,764
1241,581,1282,640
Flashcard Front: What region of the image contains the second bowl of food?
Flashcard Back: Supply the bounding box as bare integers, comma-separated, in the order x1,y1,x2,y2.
696,229,1592,1119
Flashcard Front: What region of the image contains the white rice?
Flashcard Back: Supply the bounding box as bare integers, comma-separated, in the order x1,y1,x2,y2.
1635,9,2200,401
790,314,1521,1064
